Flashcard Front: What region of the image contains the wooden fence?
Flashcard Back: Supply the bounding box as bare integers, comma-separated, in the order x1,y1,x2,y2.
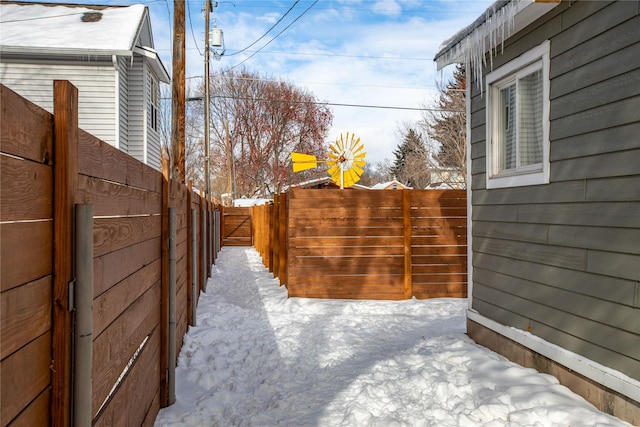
221,206,253,246
252,188,467,300
0,83,220,426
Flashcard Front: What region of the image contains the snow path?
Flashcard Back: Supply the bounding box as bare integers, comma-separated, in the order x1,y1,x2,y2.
154,247,629,427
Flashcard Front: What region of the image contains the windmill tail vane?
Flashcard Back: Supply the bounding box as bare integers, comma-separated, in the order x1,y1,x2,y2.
291,132,366,189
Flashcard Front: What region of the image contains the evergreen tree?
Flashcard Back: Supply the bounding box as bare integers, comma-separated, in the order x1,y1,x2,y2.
390,128,431,189
423,64,466,187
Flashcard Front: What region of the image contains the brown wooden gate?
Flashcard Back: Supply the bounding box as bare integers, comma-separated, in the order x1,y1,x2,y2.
222,206,252,246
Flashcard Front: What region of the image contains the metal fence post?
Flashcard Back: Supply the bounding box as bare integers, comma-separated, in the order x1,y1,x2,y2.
168,207,176,405
191,208,197,326
74,204,93,427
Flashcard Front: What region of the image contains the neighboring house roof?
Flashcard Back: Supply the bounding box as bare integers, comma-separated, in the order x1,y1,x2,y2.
0,1,169,82
434,0,560,71
288,176,370,190
370,179,412,190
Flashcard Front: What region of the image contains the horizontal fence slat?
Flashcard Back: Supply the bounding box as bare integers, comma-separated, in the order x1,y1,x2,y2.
78,130,162,193
1,277,51,360
289,236,404,248
94,261,161,338
0,85,53,164
94,216,161,258
78,175,162,217
93,326,160,427
0,331,51,426
289,217,404,228
0,155,53,222
0,221,52,292
92,282,161,416
286,283,405,300
94,237,161,297
413,283,467,299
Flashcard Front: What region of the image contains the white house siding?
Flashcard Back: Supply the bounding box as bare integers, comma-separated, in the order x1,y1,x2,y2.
117,57,129,153
127,55,146,165
146,72,162,171
0,60,117,147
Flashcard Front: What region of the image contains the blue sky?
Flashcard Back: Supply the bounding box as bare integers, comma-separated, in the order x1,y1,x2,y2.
34,0,497,163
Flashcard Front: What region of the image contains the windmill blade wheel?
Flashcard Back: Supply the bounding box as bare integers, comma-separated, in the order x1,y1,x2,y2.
327,132,366,188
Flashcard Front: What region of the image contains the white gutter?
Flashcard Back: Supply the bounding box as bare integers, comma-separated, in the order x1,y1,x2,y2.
0,46,132,58
465,66,473,313
112,55,120,150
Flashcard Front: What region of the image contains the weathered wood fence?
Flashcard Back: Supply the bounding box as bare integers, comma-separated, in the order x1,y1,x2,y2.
251,188,467,300
0,83,220,426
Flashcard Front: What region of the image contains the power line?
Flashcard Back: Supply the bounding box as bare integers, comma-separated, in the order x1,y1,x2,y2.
186,0,203,56
187,74,439,91
185,94,463,113
227,0,318,71
225,0,300,57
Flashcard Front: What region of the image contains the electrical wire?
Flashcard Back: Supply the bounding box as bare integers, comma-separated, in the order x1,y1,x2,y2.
184,94,463,113
225,0,300,57
226,0,318,71
186,0,203,56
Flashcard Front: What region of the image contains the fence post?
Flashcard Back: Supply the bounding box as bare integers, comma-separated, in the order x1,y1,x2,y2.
160,158,170,407
201,201,207,290
167,207,177,405
74,204,93,427
279,191,288,286
191,208,197,326
52,80,78,427
186,184,193,326
403,189,413,299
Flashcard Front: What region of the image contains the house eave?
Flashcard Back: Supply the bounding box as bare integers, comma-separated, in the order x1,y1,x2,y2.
0,45,133,59
133,46,171,84
434,0,560,70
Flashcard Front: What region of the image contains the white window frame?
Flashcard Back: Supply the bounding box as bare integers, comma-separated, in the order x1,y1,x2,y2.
486,40,550,189
150,76,159,133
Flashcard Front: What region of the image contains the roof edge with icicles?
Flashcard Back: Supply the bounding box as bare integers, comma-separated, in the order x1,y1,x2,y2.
434,0,561,88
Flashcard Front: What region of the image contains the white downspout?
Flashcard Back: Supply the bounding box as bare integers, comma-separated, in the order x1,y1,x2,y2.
112,54,120,150
465,63,473,314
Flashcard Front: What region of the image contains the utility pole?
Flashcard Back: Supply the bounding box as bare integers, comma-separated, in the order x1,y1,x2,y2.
172,0,186,183
203,0,213,197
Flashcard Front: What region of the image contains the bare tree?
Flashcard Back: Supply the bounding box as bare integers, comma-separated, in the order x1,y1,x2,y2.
197,67,333,202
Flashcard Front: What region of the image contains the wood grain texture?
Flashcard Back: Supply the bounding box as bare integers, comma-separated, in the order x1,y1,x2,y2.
284,189,467,300
1,332,51,426
0,84,53,164
1,277,51,360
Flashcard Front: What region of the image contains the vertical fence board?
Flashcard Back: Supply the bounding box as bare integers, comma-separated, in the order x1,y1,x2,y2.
51,80,78,426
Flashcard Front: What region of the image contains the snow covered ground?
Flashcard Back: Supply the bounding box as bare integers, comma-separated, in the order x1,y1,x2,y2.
154,247,629,427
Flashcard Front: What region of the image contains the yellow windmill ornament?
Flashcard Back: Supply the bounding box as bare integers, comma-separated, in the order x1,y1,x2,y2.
291,132,366,189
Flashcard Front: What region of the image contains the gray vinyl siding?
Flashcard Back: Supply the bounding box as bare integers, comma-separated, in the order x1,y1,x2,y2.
0,60,117,146
469,0,640,381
